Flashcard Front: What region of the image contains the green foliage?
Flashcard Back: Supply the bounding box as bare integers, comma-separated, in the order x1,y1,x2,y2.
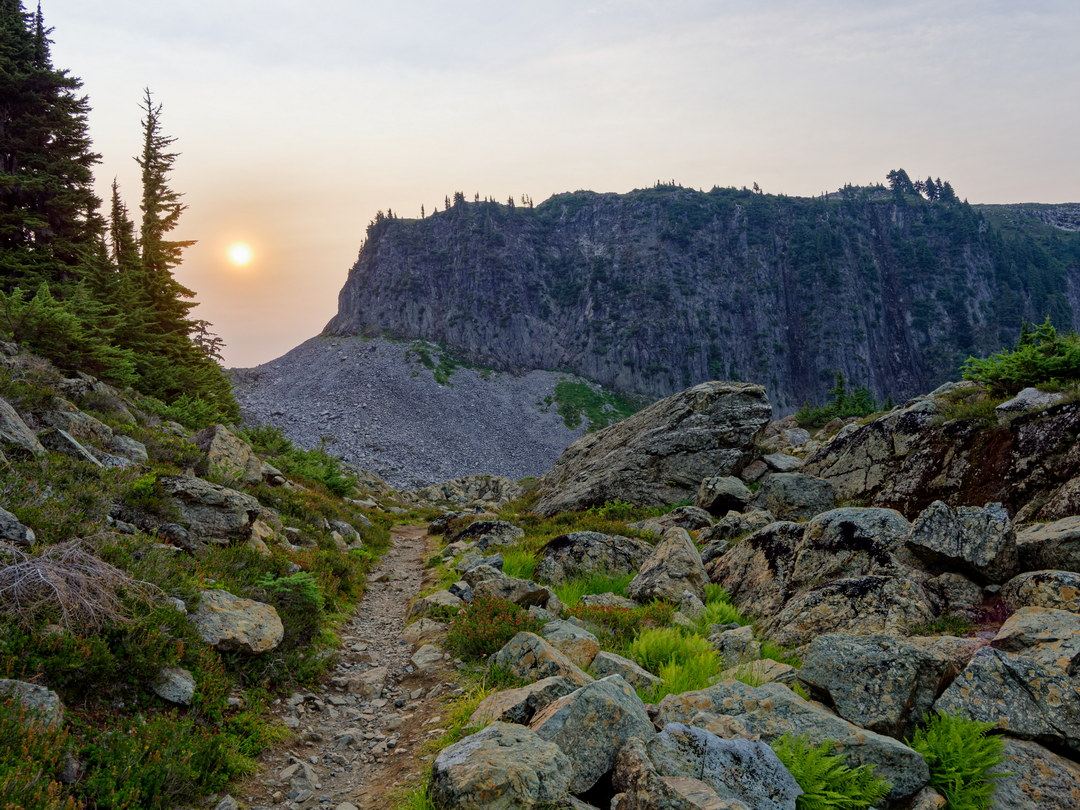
910,613,976,637
908,712,1007,810
240,425,357,497
0,698,80,810
936,386,1007,424
759,639,802,668
553,572,634,608
629,626,717,672
446,596,544,660
565,602,674,654
548,378,641,431
256,571,326,648
642,651,721,703
406,340,464,385
962,317,1080,394
796,371,882,427
771,734,892,809
500,548,538,581
695,600,750,631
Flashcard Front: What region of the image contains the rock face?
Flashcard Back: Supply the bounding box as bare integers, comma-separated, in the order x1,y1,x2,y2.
529,675,654,793
534,381,771,515
159,475,263,541
430,722,572,808
194,424,285,486
628,527,709,603
189,589,284,654
0,396,45,457
655,680,929,800
991,738,1080,810
789,507,914,590
906,501,1018,584
706,521,804,618
1016,516,1080,572
750,473,836,522
534,531,653,585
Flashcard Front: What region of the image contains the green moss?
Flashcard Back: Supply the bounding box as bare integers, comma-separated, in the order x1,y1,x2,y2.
549,378,641,431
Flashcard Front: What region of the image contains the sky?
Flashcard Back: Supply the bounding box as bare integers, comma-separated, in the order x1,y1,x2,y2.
42,0,1080,368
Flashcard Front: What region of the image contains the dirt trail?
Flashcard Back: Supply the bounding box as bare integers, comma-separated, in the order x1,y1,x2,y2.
239,524,460,810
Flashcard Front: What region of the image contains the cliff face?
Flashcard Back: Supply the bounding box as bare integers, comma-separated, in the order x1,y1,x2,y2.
325,185,1080,412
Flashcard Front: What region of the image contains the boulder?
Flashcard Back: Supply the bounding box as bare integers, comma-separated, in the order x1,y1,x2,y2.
717,658,797,686
763,576,936,647
40,398,114,444
189,589,284,654
698,509,775,546
591,651,663,692
0,678,64,724
541,620,600,668
534,381,771,515
798,633,953,739
750,473,835,522
1016,516,1080,573
991,738,1080,810
153,666,196,705
989,606,1080,671
345,666,388,699
407,589,464,620
923,572,984,616
1002,569,1080,613
906,501,1018,584
534,531,653,585
0,396,45,457
789,507,914,590
580,592,640,609
530,675,654,793
446,519,524,548
995,387,1067,418
708,625,760,668
407,475,524,508
628,528,709,603
402,618,448,646
108,433,149,463
706,522,804,618
655,680,929,801
411,644,445,670
430,722,572,808
763,452,803,472
695,476,753,517
158,475,263,541
490,632,592,687
0,506,35,547
38,428,102,466
612,737,751,810
644,506,716,532
468,676,580,726
647,723,801,810
466,567,559,611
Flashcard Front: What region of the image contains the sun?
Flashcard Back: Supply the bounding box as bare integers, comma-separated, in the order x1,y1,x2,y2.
227,242,253,266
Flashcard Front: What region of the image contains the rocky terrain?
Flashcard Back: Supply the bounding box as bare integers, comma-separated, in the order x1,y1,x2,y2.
323,183,1080,412
231,336,605,488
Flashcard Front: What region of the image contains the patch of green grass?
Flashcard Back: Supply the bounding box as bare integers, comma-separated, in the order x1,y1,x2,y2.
628,627,717,676
0,698,80,809
642,651,721,703
910,614,976,637
500,548,538,581
553,572,634,608
695,600,750,632
760,640,802,668
703,583,731,604
771,733,892,810
908,712,1008,810
548,378,643,431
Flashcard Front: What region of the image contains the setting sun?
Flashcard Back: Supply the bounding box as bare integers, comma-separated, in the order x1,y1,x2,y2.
227,242,253,266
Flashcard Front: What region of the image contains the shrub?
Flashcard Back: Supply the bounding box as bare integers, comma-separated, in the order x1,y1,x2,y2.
553,572,634,608
0,697,80,810
256,571,326,648
796,371,883,427
771,733,892,809
643,651,720,703
628,627,716,675
962,317,1080,394
695,600,750,632
446,596,544,659
908,712,1007,810
566,602,674,654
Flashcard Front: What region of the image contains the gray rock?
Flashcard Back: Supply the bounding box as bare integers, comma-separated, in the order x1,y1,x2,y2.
991,738,1080,809
784,428,812,447
591,651,663,692
542,620,600,668
159,475,262,541
189,589,284,654
108,433,149,463
1016,516,1080,573
907,501,1019,584
1002,569,1080,613
698,509,775,545
467,567,558,610
612,737,748,810
469,676,580,726
648,506,716,531
709,625,760,668
789,507,914,590
763,452,803,472
411,644,445,670
628,527,709,603
491,632,593,687
38,428,102,466
446,519,524,548
448,580,474,602
695,476,753,517
0,678,64,725
579,592,640,609
530,675,654,793
153,666,196,705
431,722,573,808
402,617,448,646
751,473,835,521
0,396,44,457
0,506,35,547
718,658,798,686
798,633,952,739
535,381,772,515
647,723,801,810
404,475,524,508
534,531,653,585
995,387,1066,417
194,423,285,485
40,398,114,446
407,589,464,619
705,521,804,618
989,606,1080,672
924,572,984,615
655,680,929,801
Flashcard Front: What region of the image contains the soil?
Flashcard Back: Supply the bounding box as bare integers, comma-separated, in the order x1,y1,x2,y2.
237,524,460,810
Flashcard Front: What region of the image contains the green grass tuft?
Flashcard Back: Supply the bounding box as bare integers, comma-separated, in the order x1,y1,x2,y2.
553,572,634,608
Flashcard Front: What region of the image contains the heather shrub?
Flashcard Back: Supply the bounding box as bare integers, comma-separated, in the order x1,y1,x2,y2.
445,595,543,659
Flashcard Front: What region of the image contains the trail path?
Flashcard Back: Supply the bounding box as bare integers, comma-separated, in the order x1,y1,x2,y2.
239,524,460,810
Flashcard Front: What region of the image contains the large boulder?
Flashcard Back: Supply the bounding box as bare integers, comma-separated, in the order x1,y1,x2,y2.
0,396,45,457
695,476,753,517
647,723,801,810
541,620,600,669
446,519,524,549
534,381,771,515
193,424,285,486
534,531,653,585
0,506,35,547
38,428,102,466
1016,516,1080,573
798,633,953,739
655,680,929,801
750,473,835,522
591,651,663,692
40,397,114,446
490,632,592,687
430,722,572,808
706,521,803,618
762,576,936,648
906,501,1018,584
612,737,750,810
991,738,1080,810
189,589,284,654
789,507,914,591
628,527,708,603
468,677,580,726
158,475,263,541
530,675,654,793
0,678,64,725
1002,569,1080,613
465,566,559,611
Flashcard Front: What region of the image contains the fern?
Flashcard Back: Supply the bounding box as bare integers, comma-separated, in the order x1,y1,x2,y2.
771,734,891,810
908,712,1008,810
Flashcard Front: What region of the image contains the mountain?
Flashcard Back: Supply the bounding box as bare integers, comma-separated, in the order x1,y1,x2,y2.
324,183,1080,413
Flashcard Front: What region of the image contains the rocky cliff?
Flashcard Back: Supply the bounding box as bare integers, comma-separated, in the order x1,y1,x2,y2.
325,184,1080,413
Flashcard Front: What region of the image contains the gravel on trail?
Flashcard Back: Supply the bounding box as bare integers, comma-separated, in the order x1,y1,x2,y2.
239,525,461,810
230,336,588,489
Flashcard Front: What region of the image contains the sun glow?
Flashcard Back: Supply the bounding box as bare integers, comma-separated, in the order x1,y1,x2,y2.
227,242,253,266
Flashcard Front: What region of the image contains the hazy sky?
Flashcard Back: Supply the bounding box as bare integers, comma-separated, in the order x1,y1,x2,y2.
43,0,1080,367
